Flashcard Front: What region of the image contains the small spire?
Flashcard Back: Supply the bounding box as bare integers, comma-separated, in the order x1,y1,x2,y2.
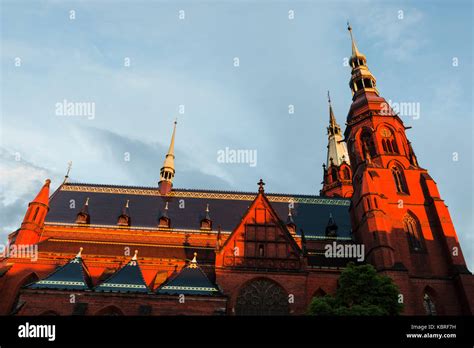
189,252,198,268
75,247,83,258
258,179,265,193
205,203,210,220
163,201,169,217
125,199,129,208
76,197,90,224
167,120,178,158
159,120,178,195
132,249,138,261
347,21,363,58
287,207,294,224
63,161,72,184
328,90,337,128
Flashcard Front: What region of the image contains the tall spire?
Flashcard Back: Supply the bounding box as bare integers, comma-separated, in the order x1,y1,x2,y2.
347,21,365,60
346,22,378,98
159,120,177,195
167,119,177,159
325,93,349,167
327,91,340,136
328,91,337,128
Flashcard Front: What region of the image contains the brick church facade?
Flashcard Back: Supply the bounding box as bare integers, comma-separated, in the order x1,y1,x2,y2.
0,25,472,316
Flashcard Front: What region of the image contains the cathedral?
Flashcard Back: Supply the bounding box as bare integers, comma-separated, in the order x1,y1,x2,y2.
0,25,472,316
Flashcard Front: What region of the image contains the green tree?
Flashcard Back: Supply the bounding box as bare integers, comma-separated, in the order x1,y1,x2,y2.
307,263,403,316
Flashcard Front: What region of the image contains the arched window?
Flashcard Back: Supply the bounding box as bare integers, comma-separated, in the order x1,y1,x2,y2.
331,168,338,182
391,139,399,153
382,133,399,154
32,207,39,222
392,166,408,194
235,278,289,315
423,294,437,315
404,214,424,251
360,130,377,158
343,167,351,180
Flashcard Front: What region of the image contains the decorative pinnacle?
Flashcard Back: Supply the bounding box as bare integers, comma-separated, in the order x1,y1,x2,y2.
125,199,129,208
165,202,169,210
64,161,72,183
258,179,265,193
205,203,209,213
347,21,361,57
189,252,198,268
76,247,83,258
327,90,331,104
85,197,90,206
132,249,138,261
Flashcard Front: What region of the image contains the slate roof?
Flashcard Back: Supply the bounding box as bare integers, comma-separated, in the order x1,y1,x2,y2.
46,182,352,239
27,248,91,290
37,239,216,264
156,253,220,296
94,251,150,293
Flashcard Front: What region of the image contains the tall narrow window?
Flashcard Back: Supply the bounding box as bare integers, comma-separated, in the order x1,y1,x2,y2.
392,166,408,194
331,168,338,182
343,167,350,180
391,139,399,153
32,207,39,222
423,294,437,315
404,214,424,251
361,130,377,158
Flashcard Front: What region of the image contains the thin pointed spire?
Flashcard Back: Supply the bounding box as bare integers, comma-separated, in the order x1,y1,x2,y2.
287,207,294,224
75,247,83,258
327,90,337,128
167,119,177,158
76,197,90,224
159,120,178,195
189,252,198,268
347,21,364,59
132,249,138,261
346,22,378,98
63,161,72,184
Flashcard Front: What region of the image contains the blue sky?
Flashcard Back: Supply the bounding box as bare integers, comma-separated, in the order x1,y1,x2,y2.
1,0,473,268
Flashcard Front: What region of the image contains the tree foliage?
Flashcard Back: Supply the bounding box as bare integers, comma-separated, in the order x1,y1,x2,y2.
307,263,403,316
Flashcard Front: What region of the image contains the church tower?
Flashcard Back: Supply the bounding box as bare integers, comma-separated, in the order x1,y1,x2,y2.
159,121,177,195
320,91,352,198
344,24,473,314
14,179,51,245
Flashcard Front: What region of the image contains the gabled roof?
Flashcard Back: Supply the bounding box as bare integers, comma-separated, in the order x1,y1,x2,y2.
94,250,149,293
157,253,220,296
46,182,352,239
27,248,91,290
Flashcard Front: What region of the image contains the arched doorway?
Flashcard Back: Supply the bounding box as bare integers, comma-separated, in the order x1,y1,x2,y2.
235,278,289,316
95,305,124,316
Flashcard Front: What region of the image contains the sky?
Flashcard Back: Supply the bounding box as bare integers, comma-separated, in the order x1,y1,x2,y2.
0,0,473,268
